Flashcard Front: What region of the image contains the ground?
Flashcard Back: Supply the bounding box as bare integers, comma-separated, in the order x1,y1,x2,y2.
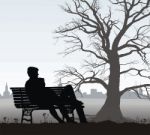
1,99,150,134
1,121,150,135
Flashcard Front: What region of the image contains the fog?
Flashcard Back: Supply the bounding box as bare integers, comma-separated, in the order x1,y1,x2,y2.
0,98,150,123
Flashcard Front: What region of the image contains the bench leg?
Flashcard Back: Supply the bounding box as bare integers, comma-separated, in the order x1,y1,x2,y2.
62,110,75,122
21,109,33,124
69,111,75,121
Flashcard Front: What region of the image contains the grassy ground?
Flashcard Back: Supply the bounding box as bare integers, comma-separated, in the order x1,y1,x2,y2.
1,121,150,135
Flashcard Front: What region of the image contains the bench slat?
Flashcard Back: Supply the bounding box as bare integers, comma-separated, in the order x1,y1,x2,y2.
13,97,29,100
12,95,28,98
11,87,64,90
15,105,72,109
13,100,30,103
15,105,39,108
13,101,31,103
11,91,27,93
12,90,63,94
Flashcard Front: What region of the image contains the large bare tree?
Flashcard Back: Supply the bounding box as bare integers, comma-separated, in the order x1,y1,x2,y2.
55,0,150,122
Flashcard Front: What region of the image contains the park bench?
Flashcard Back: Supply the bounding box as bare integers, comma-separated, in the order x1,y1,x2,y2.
10,87,75,124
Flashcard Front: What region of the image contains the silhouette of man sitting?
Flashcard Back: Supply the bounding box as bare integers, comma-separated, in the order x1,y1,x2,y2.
62,85,87,123
25,66,74,123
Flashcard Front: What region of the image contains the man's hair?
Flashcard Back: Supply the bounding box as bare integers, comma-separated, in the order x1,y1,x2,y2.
27,67,39,76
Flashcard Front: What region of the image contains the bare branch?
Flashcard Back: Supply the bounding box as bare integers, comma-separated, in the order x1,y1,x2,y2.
57,33,109,63
120,61,138,66
56,66,108,91
56,0,119,56
112,0,150,49
118,24,150,51
120,84,150,96
130,89,149,99
82,59,108,69
119,43,150,65
55,0,150,102
120,68,150,80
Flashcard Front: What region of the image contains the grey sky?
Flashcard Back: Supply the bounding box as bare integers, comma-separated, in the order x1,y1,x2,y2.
0,0,65,62
0,0,149,95
0,0,86,94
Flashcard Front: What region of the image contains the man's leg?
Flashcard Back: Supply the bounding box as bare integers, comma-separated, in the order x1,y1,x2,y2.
49,90,75,123
58,104,75,123
46,90,64,123
49,105,64,123
74,101,87,123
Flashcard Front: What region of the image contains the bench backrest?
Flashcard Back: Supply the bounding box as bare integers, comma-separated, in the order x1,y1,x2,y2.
10,87,65,108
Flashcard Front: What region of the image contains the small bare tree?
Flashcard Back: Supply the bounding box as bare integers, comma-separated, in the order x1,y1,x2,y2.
55,0,150,122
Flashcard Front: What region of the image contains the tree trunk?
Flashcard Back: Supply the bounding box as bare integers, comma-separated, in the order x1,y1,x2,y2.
94,92,124,122
94,52,124,122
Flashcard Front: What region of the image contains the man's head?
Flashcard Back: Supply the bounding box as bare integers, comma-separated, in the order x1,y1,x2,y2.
27,67,39,78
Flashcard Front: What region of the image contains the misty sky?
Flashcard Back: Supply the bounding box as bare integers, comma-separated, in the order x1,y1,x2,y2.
0,0,99,95
0,0,84,94
0,0,149,95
